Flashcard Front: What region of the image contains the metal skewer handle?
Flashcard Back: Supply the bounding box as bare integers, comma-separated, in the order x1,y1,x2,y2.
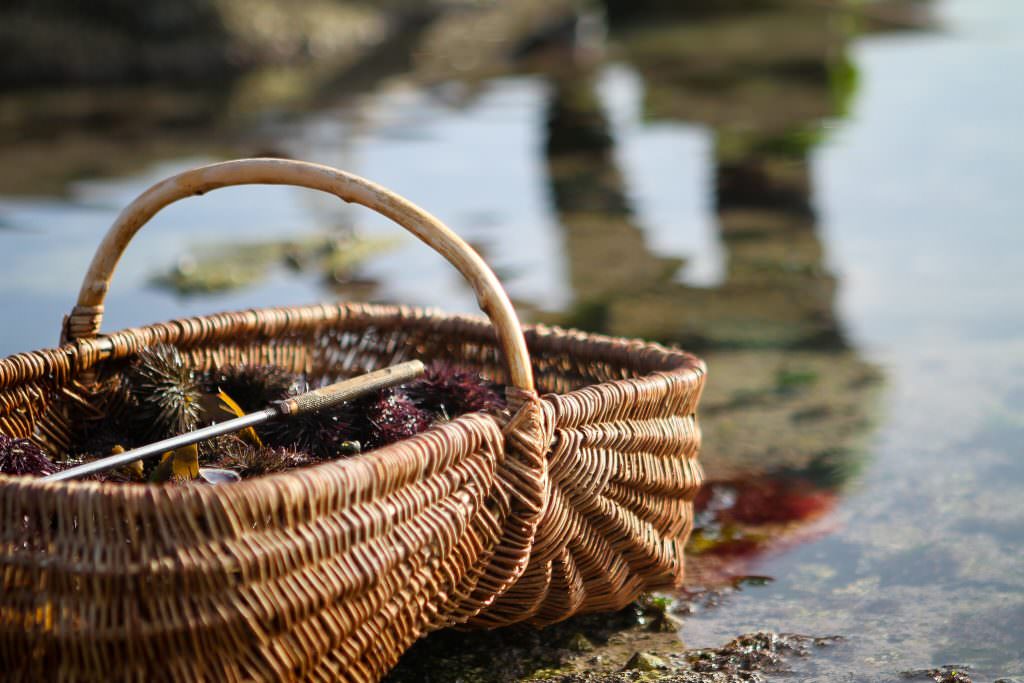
43,360,425,482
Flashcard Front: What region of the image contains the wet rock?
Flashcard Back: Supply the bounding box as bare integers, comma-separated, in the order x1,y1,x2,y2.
533,673,751,682
688,632,841,675
901,666,973,683
566,633,595,653
396,618,841,683
648,612,683,634
636,595,682,633
933,671,972,683
623,652,668,672
1,0,392,87
387,605,643,682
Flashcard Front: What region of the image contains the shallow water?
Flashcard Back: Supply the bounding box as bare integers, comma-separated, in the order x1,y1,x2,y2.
1,1,1022,679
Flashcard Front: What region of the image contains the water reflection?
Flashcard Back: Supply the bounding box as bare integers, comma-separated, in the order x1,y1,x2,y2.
543,71,683,334
3,0,897,608
17,0,1023,680
548,3,856,350
531,3,908,592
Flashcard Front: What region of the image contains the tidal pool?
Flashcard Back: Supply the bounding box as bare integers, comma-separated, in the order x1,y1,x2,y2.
1,1,1021,680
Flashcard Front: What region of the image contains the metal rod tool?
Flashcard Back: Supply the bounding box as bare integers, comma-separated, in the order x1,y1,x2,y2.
43,360,425,482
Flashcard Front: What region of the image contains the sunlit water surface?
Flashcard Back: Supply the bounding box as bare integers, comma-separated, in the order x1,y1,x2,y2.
1,1,1021,679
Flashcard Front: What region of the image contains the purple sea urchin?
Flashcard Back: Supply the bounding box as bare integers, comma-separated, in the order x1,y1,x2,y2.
0,433,59,477
61,359,509,481
258,388,360,459
355,388,431,449
126,344,203,440
209,435,313,477
405,361,505,419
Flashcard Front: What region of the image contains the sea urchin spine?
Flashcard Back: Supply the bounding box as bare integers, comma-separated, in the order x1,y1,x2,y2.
204,364,297,412
0,433,59,477
405,361,505,419
355,388,431,449
126,344,204,440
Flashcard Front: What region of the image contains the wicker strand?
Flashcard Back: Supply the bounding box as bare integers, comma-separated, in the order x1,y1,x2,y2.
0,159,704,682
0,303,704,681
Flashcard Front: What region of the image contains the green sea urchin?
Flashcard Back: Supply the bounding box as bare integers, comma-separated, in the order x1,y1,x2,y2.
126,344,204,440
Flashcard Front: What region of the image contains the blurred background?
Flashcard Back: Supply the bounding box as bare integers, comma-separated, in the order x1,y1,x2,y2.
2,0,1022,680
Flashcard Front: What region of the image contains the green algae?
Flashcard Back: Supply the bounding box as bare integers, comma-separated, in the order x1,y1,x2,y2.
385,592,842,683
150,234,397,295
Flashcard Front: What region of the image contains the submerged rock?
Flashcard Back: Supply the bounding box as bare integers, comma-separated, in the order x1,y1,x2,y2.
623,652,667,672
902,667,974,683
387,604,842,683
0,0,389,87
687,632,841,675
566,633,595,653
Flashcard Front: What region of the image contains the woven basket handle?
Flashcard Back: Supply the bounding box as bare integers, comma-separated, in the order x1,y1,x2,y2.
64,158,536,392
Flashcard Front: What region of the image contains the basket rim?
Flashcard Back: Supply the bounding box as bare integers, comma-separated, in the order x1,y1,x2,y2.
0,301,705,498
2,302,705,387
0,409,507,511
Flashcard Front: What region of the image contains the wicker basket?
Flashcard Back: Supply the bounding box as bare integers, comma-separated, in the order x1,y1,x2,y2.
0,159,705,682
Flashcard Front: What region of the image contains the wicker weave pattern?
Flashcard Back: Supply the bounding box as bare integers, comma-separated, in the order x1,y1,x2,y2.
0,159,703,681
470,349,703,627
0,304,703,681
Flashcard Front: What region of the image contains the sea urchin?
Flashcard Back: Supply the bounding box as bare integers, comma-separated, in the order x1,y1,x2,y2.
204,364,297,412
405,361,505,420
0,433,59,477
126,344,204,440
